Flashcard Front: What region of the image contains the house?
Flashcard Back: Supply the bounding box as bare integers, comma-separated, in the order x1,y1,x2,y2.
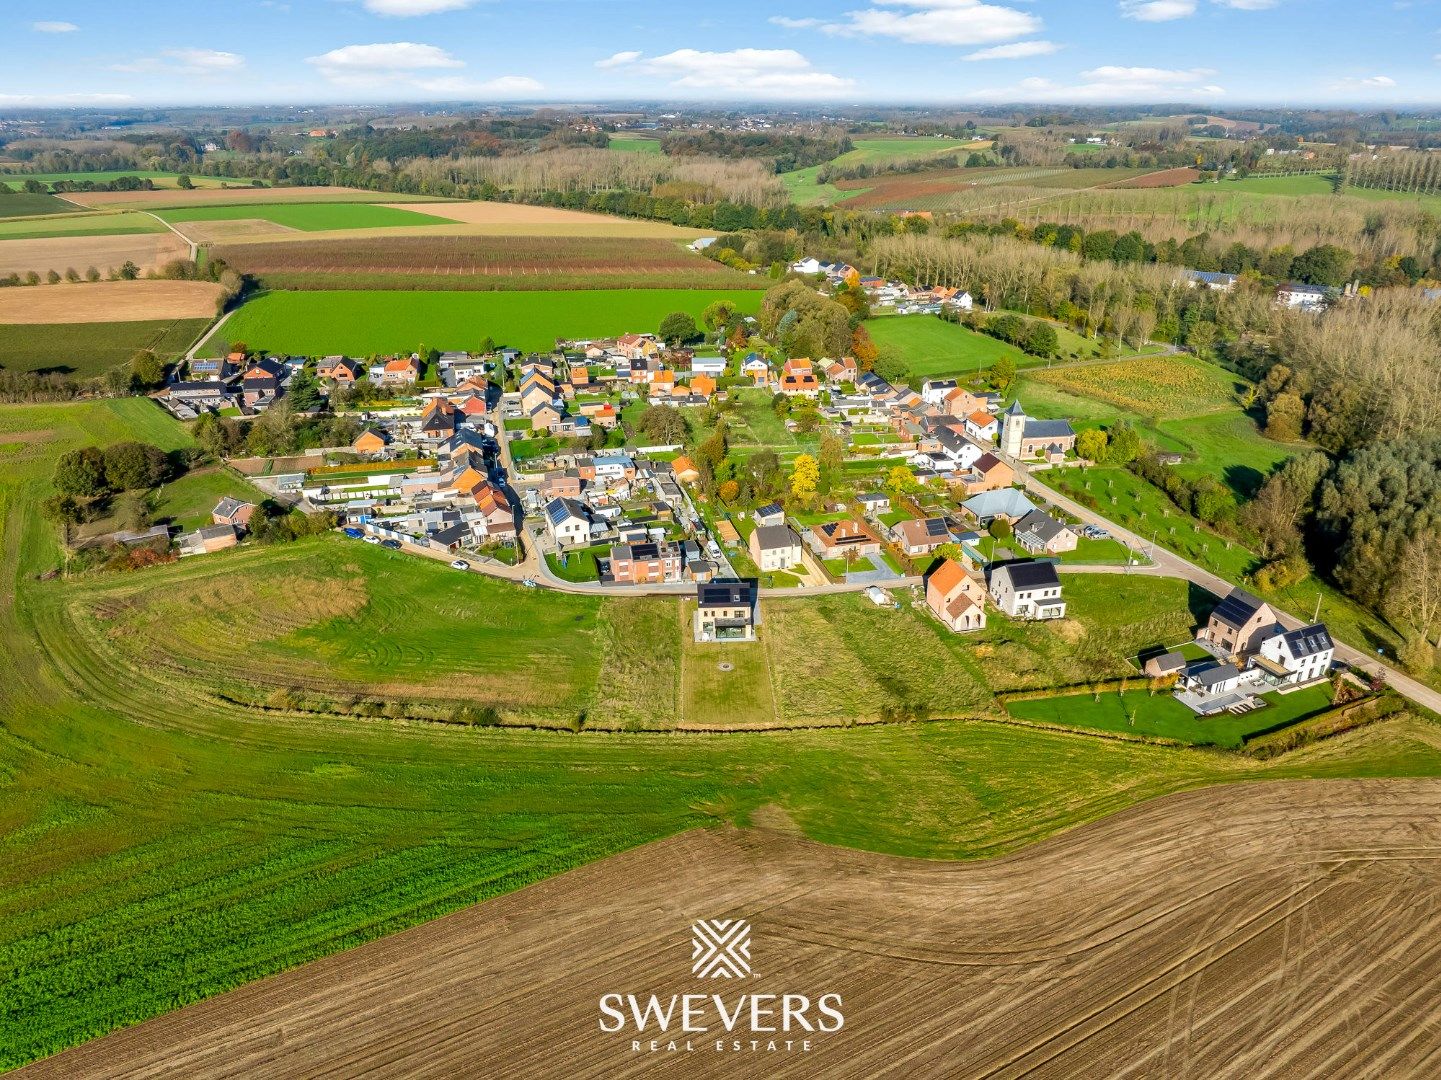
962,487,1037,524
933,427,985,471
749,524,804,572
1200,587,1279,659
419,399,460,443
1181,661,1251,698
670,456,700,483
528,401,562,433
211,497,256,531
808,519,882,560
467,482,515,540
753,502,785,527
689,374,717,399
989,560,1066,620
958,453,1014,495
855,492,890,516
241,358,286,410
429,521,471,554
1275,282,1328,310
609,540,683,585
964,411,998,443
544,470,583,499
693,579,760,643
1185,269,1238,292
742,354,771,385
593,453,636,483
1142,650,1187,678
1012,509,1078,555
378,356,422,386
1252,623,1335,686
1000,401,1077,460
824,357,859,384
778,363,820,397
790,257,824,275
691,356,726,377
942,387,984,419
926,558,987,633
162,381,231,412
352,427,393,457
893,517,951,557
178,523,238,556
544,497,592,548
188,355,234,382
319,356,363,384
922,379,958,407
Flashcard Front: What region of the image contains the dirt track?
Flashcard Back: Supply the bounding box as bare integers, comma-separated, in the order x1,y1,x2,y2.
23,778,1441,1079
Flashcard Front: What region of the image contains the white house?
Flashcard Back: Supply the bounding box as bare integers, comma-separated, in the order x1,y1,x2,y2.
952,290,974,312
748,524,804,572
922,379,958,407
691,356,726,377
1252,623,1335,686
989,561,1066,620
1275,282,1328,310
544,497,592,548
790,257,824,276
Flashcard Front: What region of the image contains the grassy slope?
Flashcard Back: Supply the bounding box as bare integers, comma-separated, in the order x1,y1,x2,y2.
156,203,461,231
4,400,1441,1067
0,319,211,376
203,289,765,356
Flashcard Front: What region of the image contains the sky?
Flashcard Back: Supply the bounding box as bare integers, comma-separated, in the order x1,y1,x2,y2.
5,0,1441,109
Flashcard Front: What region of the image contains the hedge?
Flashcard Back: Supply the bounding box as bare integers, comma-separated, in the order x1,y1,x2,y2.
1241,694,1405,759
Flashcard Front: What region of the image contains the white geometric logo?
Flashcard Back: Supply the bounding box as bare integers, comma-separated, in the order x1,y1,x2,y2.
691,918,752,979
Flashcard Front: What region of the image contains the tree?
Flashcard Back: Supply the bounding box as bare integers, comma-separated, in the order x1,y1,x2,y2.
819,432,844,476
1076,428,1109,463
988,518,1012,541
118,261,140,281
718,479,740,505
885,465,917,502
1265,392,1305,442
871,346,910,387
1023,322,1058,358
176,174,194,190
114,490,152,534
1104,422,1143,465
758,280,851,359
991,356,1017,391
658,311,699,346
85,266,100,282
635,404,687,444
1289,244,1353,288
850,324,879,368
286,365,324,412
129,350,167,390
53,447,109,499
102,442,171,491
701,300,737,334
193,413,245,460
789,453,819,503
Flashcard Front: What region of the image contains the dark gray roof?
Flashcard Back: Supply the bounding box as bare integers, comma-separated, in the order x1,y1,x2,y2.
432,522,470,546
1023,418,1075,440
1211,588,1267,630
697,579,758,609
1195,662,1241,689
1147,650,1186,673
1014,509,1070,546
999,560,1060,590
753,524,800,551
1281,623,1333,658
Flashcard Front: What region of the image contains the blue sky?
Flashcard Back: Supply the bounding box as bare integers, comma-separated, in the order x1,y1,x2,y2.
5,0,1441,108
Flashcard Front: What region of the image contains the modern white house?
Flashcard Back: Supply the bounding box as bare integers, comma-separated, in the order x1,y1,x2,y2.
1252,623,1335,686
989,561,1066,620
544,497,592,548
748,524,804,572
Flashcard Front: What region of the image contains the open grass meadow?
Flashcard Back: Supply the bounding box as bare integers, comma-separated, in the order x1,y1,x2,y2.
867,315,1030,378
0,192,86,218
0,212,164,241
607,135,664,154
6,398,1441,1066
201,288,765,356
0,318,211,376
0,170,253,191
156,202,462,232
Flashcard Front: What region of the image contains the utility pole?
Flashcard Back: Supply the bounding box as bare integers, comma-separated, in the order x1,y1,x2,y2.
1313,592,1322,624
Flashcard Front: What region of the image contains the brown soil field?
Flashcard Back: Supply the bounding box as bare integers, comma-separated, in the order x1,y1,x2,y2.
26,778,1441,1079
0,232,189,278
381,200,656,226
1110,167,1202,189
174,219,299,243
60,186,432,209
0,280,221,323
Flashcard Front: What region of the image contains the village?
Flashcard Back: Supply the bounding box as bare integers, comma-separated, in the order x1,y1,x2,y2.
152,307,1340,724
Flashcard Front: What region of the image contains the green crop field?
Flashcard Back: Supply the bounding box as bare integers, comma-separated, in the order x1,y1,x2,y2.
607,135,663,154
0,319,211,376
0,212,165,241
0,192,85,218
1026,354,1245,419
867,315,1029,378
0,171,255,191
202,288,765,356
3,398,1441,1068
156,203,461,231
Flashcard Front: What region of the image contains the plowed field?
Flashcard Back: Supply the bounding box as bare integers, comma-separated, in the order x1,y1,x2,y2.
26,778,1441,1079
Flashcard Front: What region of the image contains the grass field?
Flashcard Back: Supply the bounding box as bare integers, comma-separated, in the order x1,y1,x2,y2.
1026,354,1245,419
152,468,266,533
607,135,663,154
4,398,1441,1068
0,319,210,375
156,203,460,232
0,170,253,191
201,288,765,356
0,212,164,241
0,192,85,218
1006,682,1336,749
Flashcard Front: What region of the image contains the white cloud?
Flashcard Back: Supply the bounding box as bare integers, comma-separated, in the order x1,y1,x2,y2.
969,65,1224,102
1330,74,1396,89
824,0,1041,45
307,42,463,82
113,48,246,76
1120,0,1197,20
32,21,79,33
964,40,1059,60
359,0,479,14
598,48,855,96
769,16,823,28
595,50,642,69
1213,0,1278,7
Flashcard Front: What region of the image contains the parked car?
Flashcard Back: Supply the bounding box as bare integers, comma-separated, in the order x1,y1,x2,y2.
343,527,364,539
363,535,381,545
450,559,470,570
381,539,402,550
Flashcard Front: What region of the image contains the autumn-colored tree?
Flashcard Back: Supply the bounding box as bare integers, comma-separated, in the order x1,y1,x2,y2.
718,479,740,505
851,325,879,369
789,454,819,503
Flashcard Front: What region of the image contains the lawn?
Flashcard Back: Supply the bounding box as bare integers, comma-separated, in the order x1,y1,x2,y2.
7,399,1441,1069
0,319,211,376
545,544,607,583
156,203,460,231
1006,682,1337,749
0,212,163,240
201,289,764,356
152,467,266,533
867,314,1029,379
0,170,254,190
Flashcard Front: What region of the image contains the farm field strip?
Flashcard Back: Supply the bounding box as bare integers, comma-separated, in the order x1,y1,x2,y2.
0,320,211,375
0,212,164,241
1025,354,1246,419
0,233,189,278
154,203,463,232
0,280,222,324
55,186,454,210
27,779,1441,1079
